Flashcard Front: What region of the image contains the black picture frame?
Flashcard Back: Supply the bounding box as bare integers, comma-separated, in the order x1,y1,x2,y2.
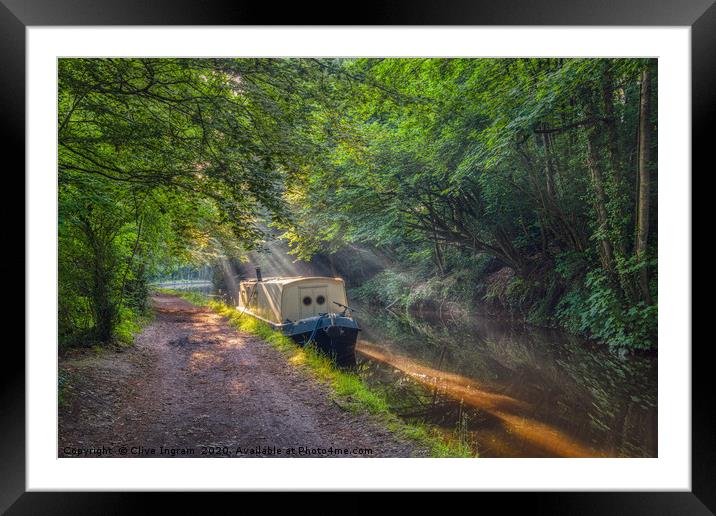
3,0,710,512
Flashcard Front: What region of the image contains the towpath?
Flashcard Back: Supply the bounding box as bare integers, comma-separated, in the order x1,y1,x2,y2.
58,294,426,458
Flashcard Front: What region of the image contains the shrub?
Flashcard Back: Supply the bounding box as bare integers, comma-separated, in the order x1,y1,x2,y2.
556,270,656,350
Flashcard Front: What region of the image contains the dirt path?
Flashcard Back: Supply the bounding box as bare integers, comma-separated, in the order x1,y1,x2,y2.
59,294,426,458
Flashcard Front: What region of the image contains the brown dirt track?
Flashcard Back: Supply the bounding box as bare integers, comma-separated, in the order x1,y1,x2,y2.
58,294,426,458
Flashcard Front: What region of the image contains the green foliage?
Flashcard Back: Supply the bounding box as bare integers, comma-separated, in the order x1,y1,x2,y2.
113,306,152,346
505,277,532,309
58,58,330,346
351,270,415,306
280,57,657,350
58,369,73,407
556,271,657,350
59,57,657,351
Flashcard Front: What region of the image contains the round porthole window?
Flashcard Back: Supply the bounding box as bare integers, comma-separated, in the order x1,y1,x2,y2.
302,296,312,306
316,295,326,305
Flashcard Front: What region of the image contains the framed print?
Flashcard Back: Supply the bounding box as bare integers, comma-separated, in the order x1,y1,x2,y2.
4,0,712,512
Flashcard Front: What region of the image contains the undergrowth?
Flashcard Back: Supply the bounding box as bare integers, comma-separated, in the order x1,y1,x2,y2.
349,262,657,352
114,306,154,346
58,369,73,407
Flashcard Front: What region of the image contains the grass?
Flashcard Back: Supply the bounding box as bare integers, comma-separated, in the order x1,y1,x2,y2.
163,289,474,458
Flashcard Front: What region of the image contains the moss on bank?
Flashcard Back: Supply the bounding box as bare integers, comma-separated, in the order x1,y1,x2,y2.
162,289,473,458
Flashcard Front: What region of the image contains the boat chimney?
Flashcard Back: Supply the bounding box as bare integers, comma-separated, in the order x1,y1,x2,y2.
255,267,262,282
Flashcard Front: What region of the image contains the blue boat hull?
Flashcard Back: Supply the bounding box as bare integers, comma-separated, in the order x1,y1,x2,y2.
279,315,359,367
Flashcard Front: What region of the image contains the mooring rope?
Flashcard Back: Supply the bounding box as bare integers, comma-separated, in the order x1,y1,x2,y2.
234,284,259,321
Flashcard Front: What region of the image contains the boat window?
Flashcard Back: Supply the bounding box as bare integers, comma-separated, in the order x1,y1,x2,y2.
302,296,312,306
316,295,326,305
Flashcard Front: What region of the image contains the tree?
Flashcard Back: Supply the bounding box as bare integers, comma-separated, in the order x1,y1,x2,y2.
58,58,328,344
635,65,653,305
280,57,658,349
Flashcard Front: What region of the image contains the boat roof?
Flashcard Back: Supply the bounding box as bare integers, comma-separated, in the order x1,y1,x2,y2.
240,276,345,286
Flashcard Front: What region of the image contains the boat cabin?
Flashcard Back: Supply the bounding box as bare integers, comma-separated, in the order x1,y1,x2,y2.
238,276,349,325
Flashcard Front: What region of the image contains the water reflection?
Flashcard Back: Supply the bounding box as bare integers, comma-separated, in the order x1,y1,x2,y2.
354,307,657,458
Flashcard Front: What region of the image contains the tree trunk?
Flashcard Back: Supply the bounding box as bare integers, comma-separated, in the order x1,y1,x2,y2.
541,129,556,198
432,229,445,275
586,128,619,290
601,67,622,184
327,253,338,277
80,215,117,343
635,66,653,305
93,252,114,342
601,73,640,303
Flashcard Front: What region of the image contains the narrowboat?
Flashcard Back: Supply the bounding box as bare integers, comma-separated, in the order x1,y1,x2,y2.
237,269,359,366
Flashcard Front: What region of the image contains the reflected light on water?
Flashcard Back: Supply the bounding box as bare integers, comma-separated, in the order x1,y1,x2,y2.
357,341,606,457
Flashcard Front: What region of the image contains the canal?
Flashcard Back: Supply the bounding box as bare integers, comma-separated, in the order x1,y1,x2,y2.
354,305,657,458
